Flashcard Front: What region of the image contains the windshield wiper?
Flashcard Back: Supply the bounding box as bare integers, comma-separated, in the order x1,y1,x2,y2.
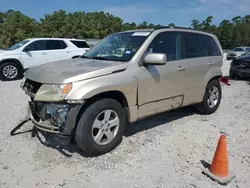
80,55,91,59
90,56,108,60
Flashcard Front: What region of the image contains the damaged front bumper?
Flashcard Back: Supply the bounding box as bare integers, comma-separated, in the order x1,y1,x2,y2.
21,78,84,144
26,100,81,139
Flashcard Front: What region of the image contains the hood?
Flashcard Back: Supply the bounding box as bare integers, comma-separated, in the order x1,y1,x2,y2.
24,58,128,84
0,49,6,53
0,49,20,55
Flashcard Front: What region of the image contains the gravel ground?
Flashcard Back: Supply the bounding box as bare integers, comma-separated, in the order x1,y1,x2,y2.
0,60,250,188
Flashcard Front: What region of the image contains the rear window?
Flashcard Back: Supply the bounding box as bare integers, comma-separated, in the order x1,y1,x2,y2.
46,40,67,50
70,40,90,48
200,35,221,56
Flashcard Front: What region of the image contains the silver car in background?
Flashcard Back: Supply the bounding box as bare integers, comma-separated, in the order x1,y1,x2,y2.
226,46,250,60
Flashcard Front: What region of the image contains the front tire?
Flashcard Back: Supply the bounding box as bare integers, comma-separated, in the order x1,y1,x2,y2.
75,98,126,156
0,62,21,81
196,79,222,115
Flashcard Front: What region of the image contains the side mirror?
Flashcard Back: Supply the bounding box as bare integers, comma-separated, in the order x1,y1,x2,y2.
143,53,167,66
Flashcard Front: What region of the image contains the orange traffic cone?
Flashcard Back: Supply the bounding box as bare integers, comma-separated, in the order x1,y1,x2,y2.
202,135,236,185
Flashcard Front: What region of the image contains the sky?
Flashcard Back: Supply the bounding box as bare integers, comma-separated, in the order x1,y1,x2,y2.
1,0,250,27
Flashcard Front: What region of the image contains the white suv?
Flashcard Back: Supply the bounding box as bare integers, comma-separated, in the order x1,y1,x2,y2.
0,38,90,80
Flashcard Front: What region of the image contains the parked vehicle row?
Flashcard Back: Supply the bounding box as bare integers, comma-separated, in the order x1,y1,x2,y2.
0,38,91,80
21,27,224,156
229,52,250,79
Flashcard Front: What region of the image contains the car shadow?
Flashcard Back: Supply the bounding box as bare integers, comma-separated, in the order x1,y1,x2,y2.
124,106,196,137
11,106,197,158
0,76,23,82
35,130,92,158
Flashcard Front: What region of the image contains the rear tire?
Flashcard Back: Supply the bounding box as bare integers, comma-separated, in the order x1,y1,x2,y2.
0,62,22,81
196,79,222,115
75,98,126,156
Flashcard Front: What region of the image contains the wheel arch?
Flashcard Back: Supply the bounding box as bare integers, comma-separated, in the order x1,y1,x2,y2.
75,90,130,127
0,58,24,72
204,67,223,87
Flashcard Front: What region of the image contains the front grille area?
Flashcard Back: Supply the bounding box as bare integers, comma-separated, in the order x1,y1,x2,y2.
29,101,70,133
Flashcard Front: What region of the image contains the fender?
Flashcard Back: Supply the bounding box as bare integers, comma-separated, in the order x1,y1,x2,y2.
204,66,223,87
65,69,138,107
65,70,138,122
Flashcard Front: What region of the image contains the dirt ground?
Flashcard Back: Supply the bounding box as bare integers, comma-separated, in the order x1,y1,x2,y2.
0,59,249,188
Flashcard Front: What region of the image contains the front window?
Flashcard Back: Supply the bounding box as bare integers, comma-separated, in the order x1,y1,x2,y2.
81,32,150,62
232,47,244,52
7,40,30,50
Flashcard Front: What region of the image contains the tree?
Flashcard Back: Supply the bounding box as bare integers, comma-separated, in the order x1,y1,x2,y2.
0,9,250,49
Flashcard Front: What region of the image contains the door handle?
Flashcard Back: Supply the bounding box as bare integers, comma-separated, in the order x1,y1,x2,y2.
66,51,71,53
42,52,47,55
177,66,185,71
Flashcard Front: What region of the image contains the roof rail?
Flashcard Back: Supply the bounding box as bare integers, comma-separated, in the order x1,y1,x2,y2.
154,26,194,30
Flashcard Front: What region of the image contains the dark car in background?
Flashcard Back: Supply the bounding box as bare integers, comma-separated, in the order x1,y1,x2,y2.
229,54,250,79
226,46,250,60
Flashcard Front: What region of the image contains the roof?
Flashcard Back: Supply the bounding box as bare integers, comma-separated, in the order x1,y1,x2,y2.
117,26,214,37
25,37,86,41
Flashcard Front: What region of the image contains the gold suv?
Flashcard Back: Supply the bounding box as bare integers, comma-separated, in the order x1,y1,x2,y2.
21,27,223,155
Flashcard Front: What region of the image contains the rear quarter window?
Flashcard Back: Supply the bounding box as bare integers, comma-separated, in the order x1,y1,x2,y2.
200,35,221,56
70,40,90,48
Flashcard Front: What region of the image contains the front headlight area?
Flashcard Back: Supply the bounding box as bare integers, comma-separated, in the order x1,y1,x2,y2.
34,83,72,101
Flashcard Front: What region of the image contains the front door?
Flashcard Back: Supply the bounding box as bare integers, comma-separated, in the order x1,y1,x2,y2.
137,31,188,119
21,40,47,68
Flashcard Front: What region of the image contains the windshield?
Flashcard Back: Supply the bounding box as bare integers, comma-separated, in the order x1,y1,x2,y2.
232,47,244,52
7,40,30,50
81,31,150,62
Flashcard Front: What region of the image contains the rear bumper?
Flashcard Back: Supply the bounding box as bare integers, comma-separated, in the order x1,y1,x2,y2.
27,101,81,137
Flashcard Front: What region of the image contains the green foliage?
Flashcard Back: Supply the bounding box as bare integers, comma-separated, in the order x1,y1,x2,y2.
0,9,250,49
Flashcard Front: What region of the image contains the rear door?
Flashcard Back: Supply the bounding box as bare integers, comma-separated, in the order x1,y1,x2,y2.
181,32,222,104
21,40,47,68
45,39,69,63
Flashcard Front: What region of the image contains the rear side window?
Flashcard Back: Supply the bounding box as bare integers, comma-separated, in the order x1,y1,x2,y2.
182,33,203,58
232,47,244,51
26,40,46,51
70,40,90,48
46,40,67,50
200,35,221,56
